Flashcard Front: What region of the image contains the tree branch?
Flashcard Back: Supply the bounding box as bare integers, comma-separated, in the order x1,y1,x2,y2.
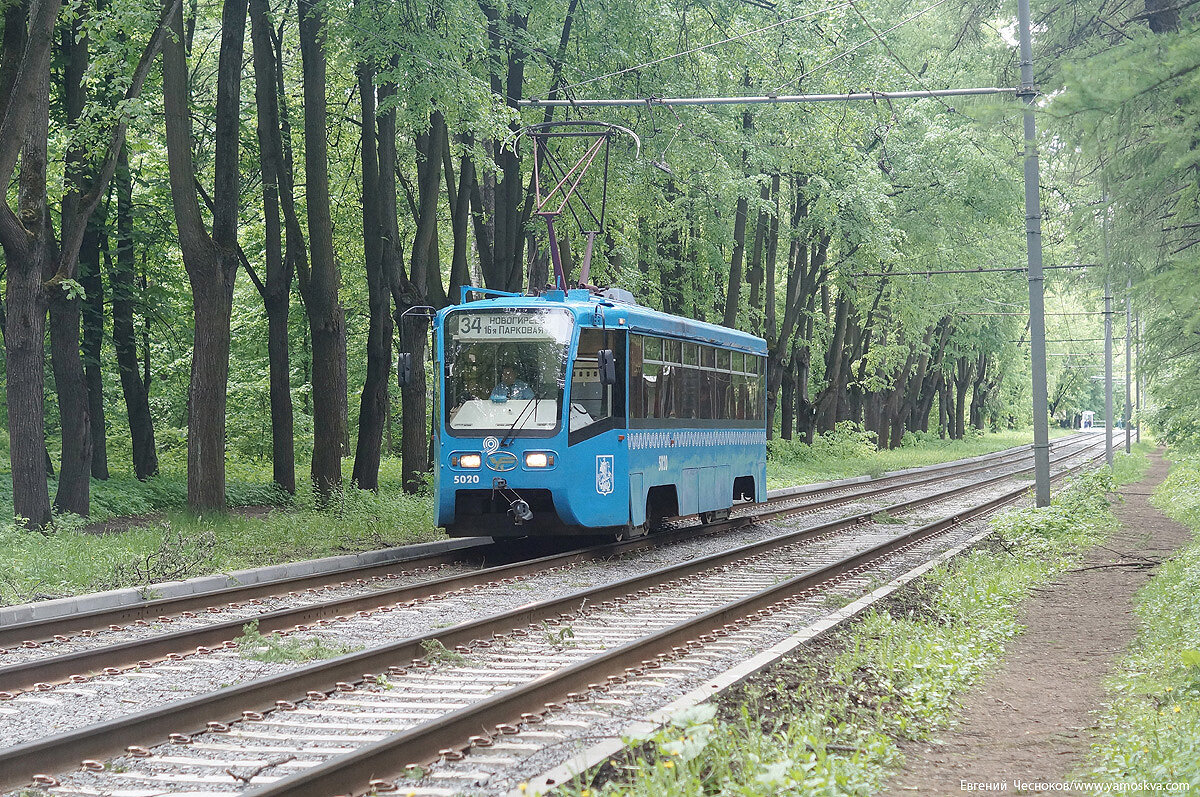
195,176,266,297
54,0,182,279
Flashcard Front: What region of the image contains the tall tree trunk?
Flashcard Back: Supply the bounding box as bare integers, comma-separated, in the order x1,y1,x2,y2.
394,111,445,492
1145,0,1180,32
780,356,795,440
50,14,96,514
298,0,346,502
399,317,428,492
479,0,530,291
816,292,851,432
161,0,245,510
721,91,752,328
722,194,750,328
80,220,108,480
249,0,295,493
109,148,158,479
1,17,55,527
969,352,991,430
746,177,772,334
48,277,92,513
351,61,391,491
953,357,972,439
795,318,815,444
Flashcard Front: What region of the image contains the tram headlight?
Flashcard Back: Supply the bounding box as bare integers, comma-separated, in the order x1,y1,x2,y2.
457,453,482,469
524,452,554,468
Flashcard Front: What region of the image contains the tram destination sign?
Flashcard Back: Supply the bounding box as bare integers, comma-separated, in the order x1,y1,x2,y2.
453,311,566,341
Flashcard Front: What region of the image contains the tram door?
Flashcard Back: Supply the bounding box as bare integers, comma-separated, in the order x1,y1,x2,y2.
568,329,628,527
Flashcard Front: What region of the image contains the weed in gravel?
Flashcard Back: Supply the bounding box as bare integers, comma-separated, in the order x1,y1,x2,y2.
543,621,577,648
234,620,358,663
419,638,467,665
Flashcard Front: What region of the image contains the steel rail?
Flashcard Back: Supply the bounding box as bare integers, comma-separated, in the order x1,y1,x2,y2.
0,436,1092,694
0,434,1084,650
0,440,1101,790
250,449,1106,796
0,544,497,649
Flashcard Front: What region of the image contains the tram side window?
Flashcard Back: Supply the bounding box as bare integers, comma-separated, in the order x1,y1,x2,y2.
570,329,626,440
680,344,699,419
755,356,766,420
629,334,764,424
630,336,645,419
660,364,678,418
643,362,661,418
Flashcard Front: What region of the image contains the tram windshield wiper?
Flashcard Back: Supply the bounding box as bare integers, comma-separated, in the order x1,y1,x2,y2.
499,395,540,448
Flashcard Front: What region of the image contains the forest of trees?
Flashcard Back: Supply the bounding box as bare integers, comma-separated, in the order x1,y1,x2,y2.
1,0,1196,529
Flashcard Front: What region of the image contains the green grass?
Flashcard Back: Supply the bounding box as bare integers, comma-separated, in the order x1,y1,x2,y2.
1080,451,1200,788
765,424,1075,490
0,457,440,606
1110,441,1156,485
557,466,1130,797
0,461,288,526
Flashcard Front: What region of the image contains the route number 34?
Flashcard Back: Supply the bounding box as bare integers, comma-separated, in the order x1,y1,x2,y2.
453,474,480,484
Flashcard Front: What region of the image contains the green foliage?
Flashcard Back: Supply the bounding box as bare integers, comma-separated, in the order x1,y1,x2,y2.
1082,458,1200,787
562,467,1122,797
991,469,1119,561
234,620,359,663
1111,444,1155,486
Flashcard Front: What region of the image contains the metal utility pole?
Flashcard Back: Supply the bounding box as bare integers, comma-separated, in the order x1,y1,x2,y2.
1135,313,1142,443
1125,278,1132,453
1018,0,1051,506
1104,281,1114,465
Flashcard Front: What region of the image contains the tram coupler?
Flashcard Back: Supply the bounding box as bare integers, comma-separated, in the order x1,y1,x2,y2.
492,478,534,525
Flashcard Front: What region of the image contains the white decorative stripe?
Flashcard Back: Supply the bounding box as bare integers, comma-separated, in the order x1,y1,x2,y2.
627,429,766,450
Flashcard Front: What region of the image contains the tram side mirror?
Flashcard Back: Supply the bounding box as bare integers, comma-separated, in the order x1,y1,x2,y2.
597,349,617,386
397,352,413,388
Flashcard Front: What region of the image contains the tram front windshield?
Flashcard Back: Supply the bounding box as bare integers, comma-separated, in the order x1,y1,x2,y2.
443,308,573,436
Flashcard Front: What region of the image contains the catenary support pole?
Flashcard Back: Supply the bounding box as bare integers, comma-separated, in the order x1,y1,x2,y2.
1135,312,1142,443
1018,0,1051,506
1125,277,1132,453
1105,281,1113,465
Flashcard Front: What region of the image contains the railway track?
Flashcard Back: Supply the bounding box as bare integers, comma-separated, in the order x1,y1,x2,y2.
0,436,1104,794
0,433,1087,657
0,434,1092,697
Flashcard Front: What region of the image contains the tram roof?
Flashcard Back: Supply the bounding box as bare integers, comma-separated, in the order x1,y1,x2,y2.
441,288,767,355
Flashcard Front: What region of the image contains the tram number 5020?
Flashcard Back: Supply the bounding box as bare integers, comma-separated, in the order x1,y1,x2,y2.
453,474,481,484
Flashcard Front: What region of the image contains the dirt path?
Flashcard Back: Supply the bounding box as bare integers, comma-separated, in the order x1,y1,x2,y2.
882,450,1192,795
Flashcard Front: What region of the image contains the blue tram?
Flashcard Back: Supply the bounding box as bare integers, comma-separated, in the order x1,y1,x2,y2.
432,287,768,538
